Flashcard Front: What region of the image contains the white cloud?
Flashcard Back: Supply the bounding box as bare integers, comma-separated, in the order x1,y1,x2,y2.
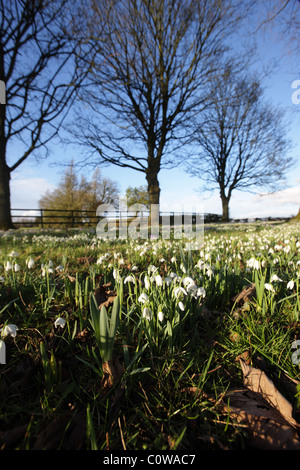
10,177,56,209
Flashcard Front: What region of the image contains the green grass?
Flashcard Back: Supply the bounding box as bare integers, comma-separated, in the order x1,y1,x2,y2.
0,221,300,450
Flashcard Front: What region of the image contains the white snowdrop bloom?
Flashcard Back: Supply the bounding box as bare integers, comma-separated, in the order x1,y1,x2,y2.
1,324,18,338
284,245,291,254
155,274,163,287
169,272,179,279
206,268,214,277
247,258,260,270
9,251,19,258
124,275,136,284
187,283,198,298
164,276,172,287
138,292,149,304
56,265,64,273
173,286,187,298
197,287,206,298
171,257,176,263
131,265,138,271
14,263,20,272
158,310,164,322
180,263,186,273
144,275,150,290
270,274,283,282
182,277,195,288
54,317,66,329
178,301,185,311
264,283,275,293
113,268,119,279
287,280,295,290
27,257,35,269
148,265,158,274
5,261,12,272
142,307,153,321
0,276,5,283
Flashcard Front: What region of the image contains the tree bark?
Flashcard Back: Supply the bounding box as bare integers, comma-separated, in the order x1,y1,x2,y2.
0,158,13,230
221,192,230,222
0,76,13,230
146,169,160,236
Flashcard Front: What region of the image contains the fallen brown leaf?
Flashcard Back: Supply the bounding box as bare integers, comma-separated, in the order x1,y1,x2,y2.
223,388,300,450
232,283,256,305
239,358,298,428
94,285,117,309
220,359,300,449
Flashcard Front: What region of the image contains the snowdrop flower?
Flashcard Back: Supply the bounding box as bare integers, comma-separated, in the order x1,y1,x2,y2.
144,275,150,290
9,251,19,258
27,257,35,269
173,286,187,298
138,292,149,304
5,261,12,272
148,265,158,274
197,287,206,298
155,274,163,287
247,258,260,270
264,283,275,293
287,280,295,290
270,274,283,282
131,265,138,271
164,276,172,287
124,275,136,284
56,265,64,273
54,317,66,329
178,301,185,311
1,324,18,338
14,263,20,272
187,283,198,297
142,307,153,321
0,276,5,283
158,310,164,322
113,268,118,279
182,277,195,288
180,263,186,273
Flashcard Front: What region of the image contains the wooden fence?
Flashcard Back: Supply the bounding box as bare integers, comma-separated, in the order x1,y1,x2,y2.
11,208,222,228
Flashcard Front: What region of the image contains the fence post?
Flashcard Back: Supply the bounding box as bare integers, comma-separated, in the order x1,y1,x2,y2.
40,209,43,228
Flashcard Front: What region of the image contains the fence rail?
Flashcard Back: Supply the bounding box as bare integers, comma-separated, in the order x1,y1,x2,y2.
11,208,222,228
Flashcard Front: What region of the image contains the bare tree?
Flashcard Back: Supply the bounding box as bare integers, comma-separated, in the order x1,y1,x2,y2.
186,63,295,221
0,0,90,229
69,0,252,217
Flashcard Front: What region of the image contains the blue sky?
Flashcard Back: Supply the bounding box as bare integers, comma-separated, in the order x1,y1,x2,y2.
9,7,300,221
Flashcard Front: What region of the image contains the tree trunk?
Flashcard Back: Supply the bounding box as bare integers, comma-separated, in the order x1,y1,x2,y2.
0,158,13,230
0,93,13,230
146,170,160,238
221,192,230,222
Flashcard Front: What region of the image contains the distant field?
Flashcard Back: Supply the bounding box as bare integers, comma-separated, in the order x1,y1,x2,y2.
1,221,300,450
